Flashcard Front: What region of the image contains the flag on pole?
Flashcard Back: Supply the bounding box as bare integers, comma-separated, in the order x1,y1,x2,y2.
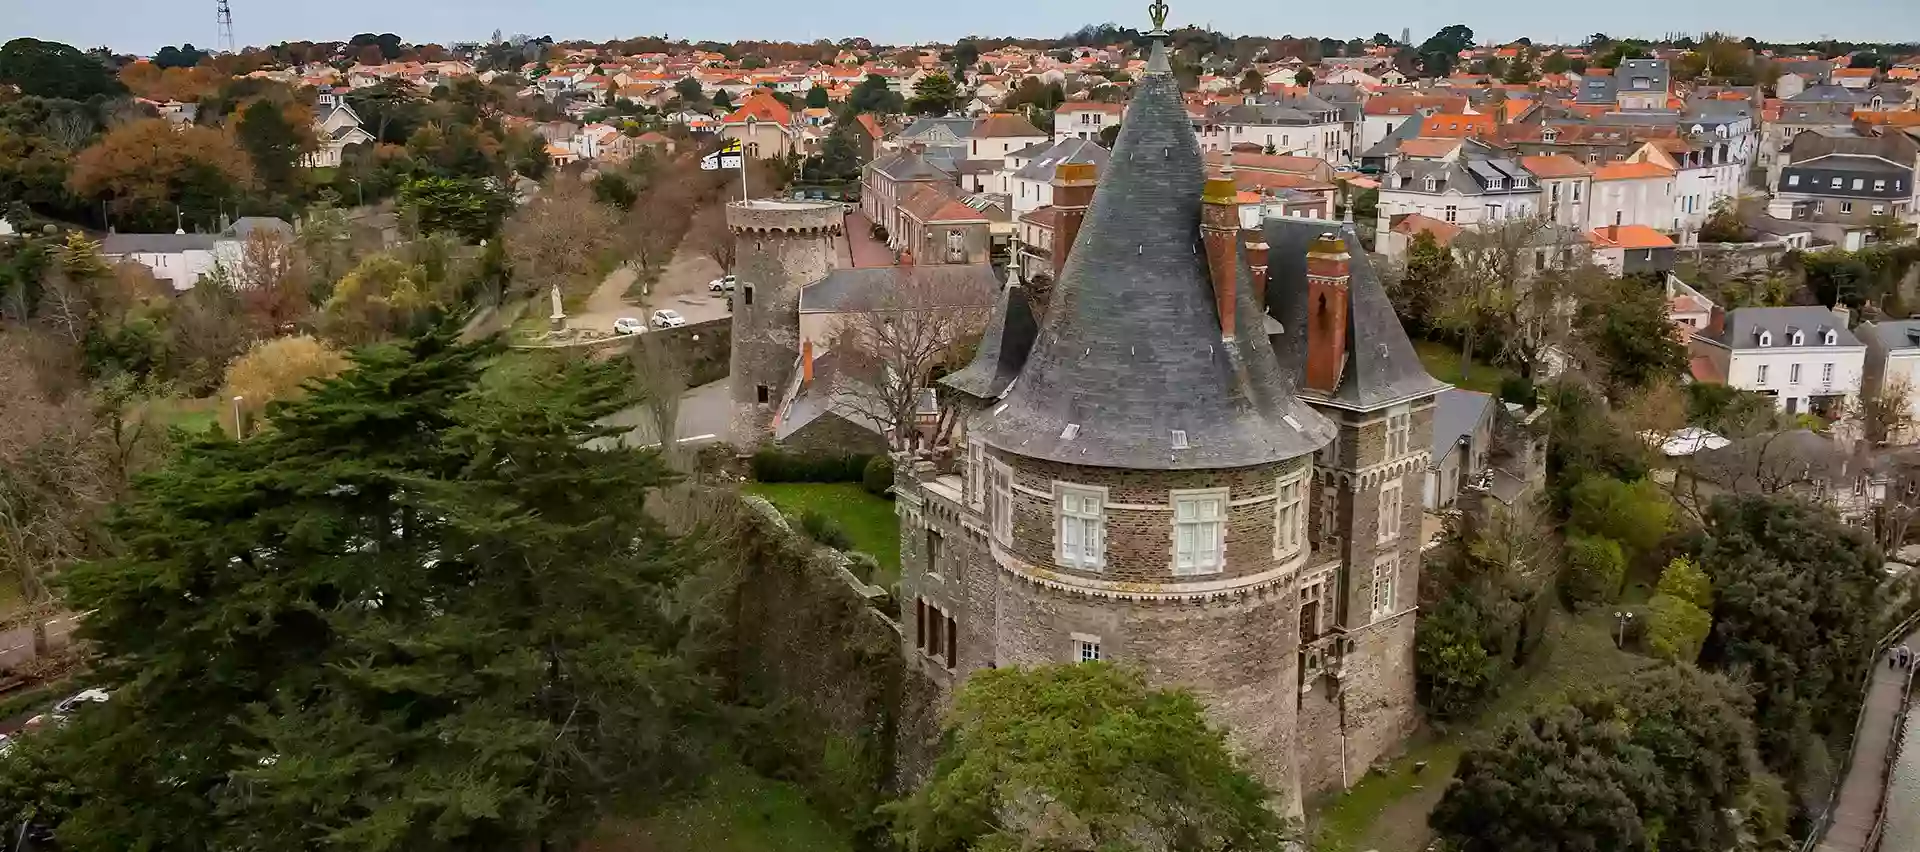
700,138,745,171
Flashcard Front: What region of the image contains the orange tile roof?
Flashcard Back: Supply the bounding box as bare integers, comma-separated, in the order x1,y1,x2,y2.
1588,224,1675,250
855,113,884,139
972,112,1045,138
1854,111,1920,128
1833,67,1877,78
723,89,793,125
1392,213,1463,246
1204,151,1324,175
1519,154,1592,179
1399,138,1463,158
1420,113,1498,138
1592,161,1676,181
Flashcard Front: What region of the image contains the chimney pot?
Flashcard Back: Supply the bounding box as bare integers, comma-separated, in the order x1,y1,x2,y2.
1049,162,1098,279
802,338,815,384
1304,233,1353,394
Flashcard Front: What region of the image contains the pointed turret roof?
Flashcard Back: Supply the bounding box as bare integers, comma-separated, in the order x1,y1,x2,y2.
942,274,1037,401
974,34,1332,470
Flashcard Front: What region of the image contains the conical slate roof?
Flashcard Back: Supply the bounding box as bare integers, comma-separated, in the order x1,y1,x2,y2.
974,39,1333,470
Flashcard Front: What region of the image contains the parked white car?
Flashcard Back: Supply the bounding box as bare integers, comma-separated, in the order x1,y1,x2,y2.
613,317,646,335
651,309,687,329
707,275,736,294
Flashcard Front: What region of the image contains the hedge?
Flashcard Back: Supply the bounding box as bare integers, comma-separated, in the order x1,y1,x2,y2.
751,448,872,483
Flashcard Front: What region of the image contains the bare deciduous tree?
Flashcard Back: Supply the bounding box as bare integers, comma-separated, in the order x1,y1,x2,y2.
0,332,112,654
687,202,737,277
229,229,315,335
504,176,620,299
1444,218,1593,380
823,267,994,450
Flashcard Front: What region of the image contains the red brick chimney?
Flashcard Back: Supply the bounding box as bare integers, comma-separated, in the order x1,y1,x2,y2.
1201,173,1242,340
801,338,815,384
1304,233,1352,394
1050,162,1097,279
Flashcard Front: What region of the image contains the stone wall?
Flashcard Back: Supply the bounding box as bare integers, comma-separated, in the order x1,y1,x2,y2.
781,411,889,458
635,317,732,387
720,494,943,802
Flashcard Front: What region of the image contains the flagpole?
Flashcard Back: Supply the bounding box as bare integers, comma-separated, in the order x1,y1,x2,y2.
739,144,747,203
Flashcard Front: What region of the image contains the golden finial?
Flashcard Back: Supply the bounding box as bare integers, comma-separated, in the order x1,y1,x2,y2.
1148,0,1169,34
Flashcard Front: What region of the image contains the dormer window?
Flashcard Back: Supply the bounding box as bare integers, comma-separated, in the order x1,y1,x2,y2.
1791,331,1805,346
1759,331,1773,347
1488,176,1504,189
1825,330,1838,346
1423,176,1438,192
1542,128,1558,142
1514,176,1529,188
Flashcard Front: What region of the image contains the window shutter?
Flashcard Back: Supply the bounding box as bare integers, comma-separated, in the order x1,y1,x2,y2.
946,615,957,667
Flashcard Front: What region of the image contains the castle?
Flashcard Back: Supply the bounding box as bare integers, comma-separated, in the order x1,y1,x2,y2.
722,7,1444,813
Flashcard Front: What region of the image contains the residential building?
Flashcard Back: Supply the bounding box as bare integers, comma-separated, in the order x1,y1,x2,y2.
304,96,375,168
1005,137,1109,215
1760,103,1857,185
893,184,1004,264
1357,95,1464,154
1520,154,1592,227
1771,151,1915,248
1689,306,1866,417
1195,95,1347,162
100,217,295,292
1859,319,1920,444
1055,102,1124,142
1425,389,1495,511
1377,156,1540,232
966,112,1050,162
1586,160,1675,233
717,89,805,159
897,29,1445,813
1613,59,1672,110
861,148,955,242
1586,224,1677,276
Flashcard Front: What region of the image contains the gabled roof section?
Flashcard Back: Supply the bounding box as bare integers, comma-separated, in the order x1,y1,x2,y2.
724,89,793,124
976,38,1333,470
1265,219,1447,411
973,112,1046,138
943,279,1039,400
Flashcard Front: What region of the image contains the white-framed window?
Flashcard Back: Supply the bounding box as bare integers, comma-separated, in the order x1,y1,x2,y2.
1385,406,1412,459
1275,472,1307,560
1378,476,1404,544
1788,174,1800,186
990,461,1014,544
1372,555,1399,618
1759,331,1773,347
1790,363,1802,383
1874,204,1887,216
1853,179,1865,190
1823,362,1835,384
1832,177,1844,189
1073,633,1103,663
1443,205,1457,222
1425,177,1438,192
1792,331,1805,346
1756,364,1770,384
1172,489,1227,575
1842,202,1854,214
1056,484,1107,570
1876,180,1887,191
1825,330,1838,345
967,441,985,510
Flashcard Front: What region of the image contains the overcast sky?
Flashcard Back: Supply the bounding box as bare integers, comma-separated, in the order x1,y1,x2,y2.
6,0,1916,54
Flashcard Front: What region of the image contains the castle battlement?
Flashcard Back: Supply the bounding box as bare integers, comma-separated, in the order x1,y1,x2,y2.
725,199,844,236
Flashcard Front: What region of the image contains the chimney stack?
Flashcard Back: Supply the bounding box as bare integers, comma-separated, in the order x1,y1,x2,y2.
1304,233,1352,394
1243,230,1270,311
1049,162,1097,281
1201,172,1242,339
801,338,815,384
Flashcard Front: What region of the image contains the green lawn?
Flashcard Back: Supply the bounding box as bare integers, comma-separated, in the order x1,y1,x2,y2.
143,397,223,434
581,767,853,852
1309,607,1656,852
745,483,900,588
1412,339,1516,396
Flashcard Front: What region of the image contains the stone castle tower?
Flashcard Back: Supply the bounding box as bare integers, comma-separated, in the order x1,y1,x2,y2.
894,8,1445,812
724,200,844,451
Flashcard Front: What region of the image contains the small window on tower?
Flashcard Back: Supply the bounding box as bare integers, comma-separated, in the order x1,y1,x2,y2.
756,385,770,404
1074,633,1103,663
743,285,754,305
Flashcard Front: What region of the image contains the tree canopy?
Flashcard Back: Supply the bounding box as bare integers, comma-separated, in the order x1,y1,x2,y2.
67,119,256,232
889,663,1293,852
0,38,127,101
1432,666,1759,852
908,72,960,116
0,328,713,849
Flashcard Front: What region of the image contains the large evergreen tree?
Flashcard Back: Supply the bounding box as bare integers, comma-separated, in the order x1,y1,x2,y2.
0,329,712,850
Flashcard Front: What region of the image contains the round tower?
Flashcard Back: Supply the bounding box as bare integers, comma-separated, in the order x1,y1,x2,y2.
724,200,843,451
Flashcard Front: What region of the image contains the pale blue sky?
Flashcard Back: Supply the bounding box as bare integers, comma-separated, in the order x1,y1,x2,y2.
4,0,1915,54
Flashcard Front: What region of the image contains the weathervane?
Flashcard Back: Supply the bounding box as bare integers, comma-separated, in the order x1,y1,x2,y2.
1148,0,1169,35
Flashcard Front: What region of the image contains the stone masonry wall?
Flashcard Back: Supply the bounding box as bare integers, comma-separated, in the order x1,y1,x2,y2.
726,201,841,451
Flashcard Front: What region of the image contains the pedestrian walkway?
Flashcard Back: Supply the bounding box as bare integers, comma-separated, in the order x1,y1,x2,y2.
1817,629,1920,852
844,210,896,268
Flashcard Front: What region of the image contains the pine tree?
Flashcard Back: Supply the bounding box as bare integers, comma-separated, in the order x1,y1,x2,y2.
0,328,711,850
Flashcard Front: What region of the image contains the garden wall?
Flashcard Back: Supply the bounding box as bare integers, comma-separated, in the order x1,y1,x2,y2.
713,494,942,836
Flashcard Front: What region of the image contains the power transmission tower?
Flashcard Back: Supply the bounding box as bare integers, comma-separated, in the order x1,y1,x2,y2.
217,0,236,53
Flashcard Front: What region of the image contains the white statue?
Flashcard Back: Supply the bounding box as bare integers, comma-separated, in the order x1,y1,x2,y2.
549,284,566,331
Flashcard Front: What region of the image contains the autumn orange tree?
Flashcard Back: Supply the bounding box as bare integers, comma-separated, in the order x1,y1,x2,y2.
67,119,256,232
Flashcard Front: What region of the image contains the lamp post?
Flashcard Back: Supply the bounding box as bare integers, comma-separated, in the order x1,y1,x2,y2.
349,177,364,207
232,395,245,439
1614,610,1636,648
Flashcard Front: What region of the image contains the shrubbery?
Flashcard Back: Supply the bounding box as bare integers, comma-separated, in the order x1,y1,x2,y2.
862,455,894,496
799,508,854,550
750,448,872,483
1561,534,1625,609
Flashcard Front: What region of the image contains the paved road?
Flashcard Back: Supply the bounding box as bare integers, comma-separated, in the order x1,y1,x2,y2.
844,210,894,268
603,378,731,449
1817,625,1920,852
567,244,731,336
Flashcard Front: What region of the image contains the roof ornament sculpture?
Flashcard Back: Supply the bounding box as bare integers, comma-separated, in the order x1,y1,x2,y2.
1147,0,1170,37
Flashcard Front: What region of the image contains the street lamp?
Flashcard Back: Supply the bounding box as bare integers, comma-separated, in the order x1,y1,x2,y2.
349,177,364,207
232,395,246,439
1614,610,1636,648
